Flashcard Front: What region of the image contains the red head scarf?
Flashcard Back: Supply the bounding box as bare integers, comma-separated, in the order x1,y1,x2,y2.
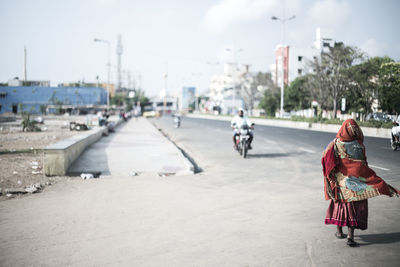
336,119,364,142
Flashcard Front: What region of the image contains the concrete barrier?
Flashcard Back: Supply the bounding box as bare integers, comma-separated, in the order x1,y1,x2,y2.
44,127,107,176
187,113,392,139
44,116,124,176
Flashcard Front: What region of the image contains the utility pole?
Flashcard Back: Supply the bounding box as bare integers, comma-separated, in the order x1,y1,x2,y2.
116,34,123,91
93,38,111,108
271,11,296,117
163,63,168,115
23,46,27,80
128,71,132,89
138,75,142,90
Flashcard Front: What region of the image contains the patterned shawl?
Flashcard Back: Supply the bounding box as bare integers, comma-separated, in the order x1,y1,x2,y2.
322,119,400,202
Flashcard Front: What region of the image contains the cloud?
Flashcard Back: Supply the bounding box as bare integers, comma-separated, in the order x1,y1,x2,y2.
96,0,118,7
202,0,280,32
360,38,388,58
307,0,351,33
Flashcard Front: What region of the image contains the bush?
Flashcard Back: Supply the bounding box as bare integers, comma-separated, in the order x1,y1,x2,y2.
358,120,393,129
21,113,41,132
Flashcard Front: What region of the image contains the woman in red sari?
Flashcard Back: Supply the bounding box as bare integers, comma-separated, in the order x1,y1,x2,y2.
322,119,400,247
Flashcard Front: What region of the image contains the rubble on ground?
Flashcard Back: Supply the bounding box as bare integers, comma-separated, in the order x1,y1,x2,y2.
0,116,82,201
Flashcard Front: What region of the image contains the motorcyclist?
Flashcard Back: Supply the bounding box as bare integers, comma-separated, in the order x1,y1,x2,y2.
173,112,181,128
231,108,254,149
392,115,400,142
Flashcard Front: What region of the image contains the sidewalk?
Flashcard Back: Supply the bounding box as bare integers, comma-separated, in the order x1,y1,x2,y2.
68,117,193,177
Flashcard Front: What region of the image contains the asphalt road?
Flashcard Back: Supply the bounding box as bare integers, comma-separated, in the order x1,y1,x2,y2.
152,116,399,183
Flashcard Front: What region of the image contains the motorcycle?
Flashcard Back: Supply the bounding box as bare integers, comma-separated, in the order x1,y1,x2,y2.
391,121,400,151
234,123,254,158
173,114,181,128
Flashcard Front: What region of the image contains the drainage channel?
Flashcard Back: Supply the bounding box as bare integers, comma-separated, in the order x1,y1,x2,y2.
153,123,203,174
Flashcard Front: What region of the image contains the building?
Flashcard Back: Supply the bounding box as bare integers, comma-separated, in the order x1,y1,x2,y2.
270,28,335,86
274,45,290,86
207,63,255,115
8,77,50,87
144,95,177,115
0,85,108,114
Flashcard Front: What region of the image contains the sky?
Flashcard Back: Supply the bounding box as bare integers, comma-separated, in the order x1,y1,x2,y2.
0,0,399,97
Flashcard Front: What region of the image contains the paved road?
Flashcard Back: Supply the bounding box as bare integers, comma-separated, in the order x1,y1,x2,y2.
0,116,399,266
151,116,399,180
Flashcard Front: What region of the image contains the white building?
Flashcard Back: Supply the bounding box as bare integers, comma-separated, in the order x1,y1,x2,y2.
207,63,254,115
270,27,335,86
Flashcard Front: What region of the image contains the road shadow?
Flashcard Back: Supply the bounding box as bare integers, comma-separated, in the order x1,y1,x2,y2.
357,232,400,246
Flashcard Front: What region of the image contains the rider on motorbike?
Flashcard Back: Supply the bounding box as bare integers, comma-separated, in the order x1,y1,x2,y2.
392,115,400,142
173,112,181,128
231,108,254,150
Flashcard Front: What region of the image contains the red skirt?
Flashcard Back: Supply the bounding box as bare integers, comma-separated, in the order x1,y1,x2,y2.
325,199,368,230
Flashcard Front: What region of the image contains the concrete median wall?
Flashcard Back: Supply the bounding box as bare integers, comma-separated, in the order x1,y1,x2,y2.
44,127,107,176
187,114,392,139
44,117,124,176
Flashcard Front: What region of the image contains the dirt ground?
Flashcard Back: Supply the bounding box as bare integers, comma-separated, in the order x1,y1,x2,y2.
0,116,84,200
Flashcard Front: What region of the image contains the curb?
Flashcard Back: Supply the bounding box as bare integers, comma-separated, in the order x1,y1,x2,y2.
149,122,197,176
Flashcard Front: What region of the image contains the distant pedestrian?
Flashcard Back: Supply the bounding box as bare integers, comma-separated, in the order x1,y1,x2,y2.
134,102,141,121
322,119,400,247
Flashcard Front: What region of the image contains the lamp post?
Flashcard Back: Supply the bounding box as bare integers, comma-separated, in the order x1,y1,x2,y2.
271,14,295,117
225,48,243,114
94,38,111,109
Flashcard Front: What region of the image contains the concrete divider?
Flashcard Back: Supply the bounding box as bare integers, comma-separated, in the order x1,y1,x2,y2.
44,127,107,176
187,113,392,139
44,117,124,176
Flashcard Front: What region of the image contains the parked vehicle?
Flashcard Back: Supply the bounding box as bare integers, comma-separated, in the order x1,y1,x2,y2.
366,112,391,122
143,105,159,118
69,121,89,131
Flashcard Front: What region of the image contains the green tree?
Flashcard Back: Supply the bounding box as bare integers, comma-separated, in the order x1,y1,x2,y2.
110,93,126,106
130,89,150,112
259,86,280,116
345,56,393,118
378,62,400,114
284,75,312,111
251,72,276,92
111,90,150,112
311,42,364,117
254,72,280,116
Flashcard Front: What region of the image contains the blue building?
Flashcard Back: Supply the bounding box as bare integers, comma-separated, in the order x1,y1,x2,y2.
0,86,107,114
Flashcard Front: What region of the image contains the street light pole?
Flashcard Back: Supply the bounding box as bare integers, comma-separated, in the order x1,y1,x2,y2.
225,48,243,114
271,14,295,117
94,38,111,109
